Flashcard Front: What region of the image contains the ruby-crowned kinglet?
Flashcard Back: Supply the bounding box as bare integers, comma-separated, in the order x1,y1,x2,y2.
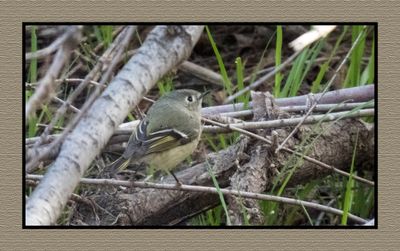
109,89,208,184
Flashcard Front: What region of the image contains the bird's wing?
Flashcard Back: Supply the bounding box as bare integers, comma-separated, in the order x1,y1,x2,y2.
122,119,193,159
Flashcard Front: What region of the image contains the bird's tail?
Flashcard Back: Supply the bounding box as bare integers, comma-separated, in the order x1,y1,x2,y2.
108,157,130,172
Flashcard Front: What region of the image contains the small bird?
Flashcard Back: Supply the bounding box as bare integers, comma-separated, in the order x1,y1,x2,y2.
109,89,208,184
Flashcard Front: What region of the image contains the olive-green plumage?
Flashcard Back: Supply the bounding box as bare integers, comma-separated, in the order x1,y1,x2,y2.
109,89,207,178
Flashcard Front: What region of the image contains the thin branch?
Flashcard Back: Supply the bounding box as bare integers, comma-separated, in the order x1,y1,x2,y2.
224,50,302,104
26,174,368,224
242,56,341,83
203,108,375,133
26,26,82,61
55,78,106,88
220,101,374,118
52,96,80,113
315,198,336,226
93,26,125,53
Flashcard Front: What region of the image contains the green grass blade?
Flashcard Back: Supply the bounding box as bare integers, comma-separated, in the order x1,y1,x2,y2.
235,57,251,109
101,25,113,48
235,57,244,100
127,113,136,121
367,32,375,84
249,30,276,84
284,181,317,225
361,31,375,85
311,62,329,93
274,25,283,97
239,198,250,226
311,26,348,93
351,181,374,219
290,40,324,97
29,26,38,83
94,25,113,48
218,134,227,149
93,26,102,43
204,134,221,152
341,130,359,225
280,48,308,97
28,115,38,138
205,26,233,95
157,74,174,95
207,161,232,225
300,203,314,226
344,26,368,88
27,26,38,137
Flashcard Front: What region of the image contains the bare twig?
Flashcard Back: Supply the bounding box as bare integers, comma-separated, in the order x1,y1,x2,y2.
220,101,374,118
281,101,374,113
25,26,82,121
315,198,336,226
203,108,375,133
93,26,125,53
26,26,82,61
52,96,80,113
224,50,302,104
242,56,341,83
26,174,368,224
54,78,106,88
276,26,368,153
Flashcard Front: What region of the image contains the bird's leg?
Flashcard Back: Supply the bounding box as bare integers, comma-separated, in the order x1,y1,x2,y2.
169,170,182,186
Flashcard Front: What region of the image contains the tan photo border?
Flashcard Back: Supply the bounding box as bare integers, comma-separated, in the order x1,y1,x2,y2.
2,1,398,249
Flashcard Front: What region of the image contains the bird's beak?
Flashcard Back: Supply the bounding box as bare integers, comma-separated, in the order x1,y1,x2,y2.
199,90,211,100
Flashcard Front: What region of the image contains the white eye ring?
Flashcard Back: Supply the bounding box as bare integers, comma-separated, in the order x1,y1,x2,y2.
187,95,194,102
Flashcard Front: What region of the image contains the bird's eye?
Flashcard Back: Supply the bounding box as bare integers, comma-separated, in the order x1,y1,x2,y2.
187,95,193,102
